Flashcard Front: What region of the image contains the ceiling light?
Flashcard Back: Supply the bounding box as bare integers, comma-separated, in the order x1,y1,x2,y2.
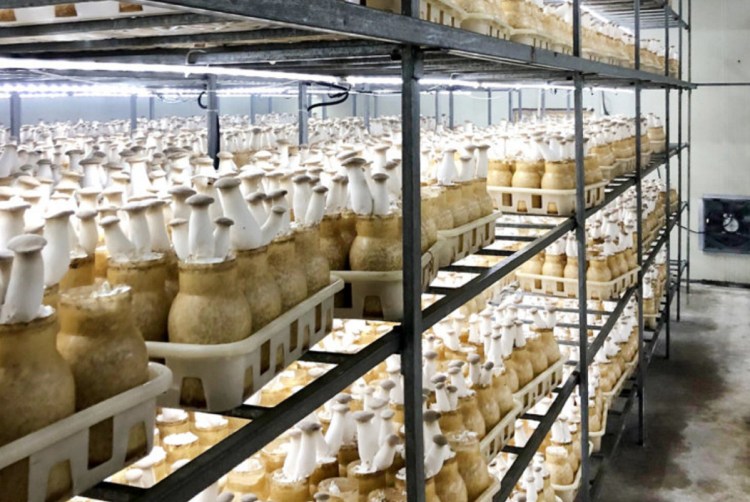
0,57,340,85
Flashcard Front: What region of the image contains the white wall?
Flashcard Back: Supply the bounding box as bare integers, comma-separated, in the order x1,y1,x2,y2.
682,0,750,283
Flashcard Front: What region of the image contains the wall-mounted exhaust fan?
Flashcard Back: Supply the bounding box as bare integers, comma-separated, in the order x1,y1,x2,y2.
701,195,750,254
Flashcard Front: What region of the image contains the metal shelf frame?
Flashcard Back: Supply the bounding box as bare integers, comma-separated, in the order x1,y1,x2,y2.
0,0,692,501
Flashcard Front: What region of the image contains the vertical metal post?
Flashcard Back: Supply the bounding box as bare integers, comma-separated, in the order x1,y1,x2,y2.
352,93,358,116
566,90,572,114
435,90,441,129
9,92,21,141
677,0,684,320
448,89,455,129
634,0,646,447
540,88,546,118
487,89,492,126
298,82,309,146
572,2,589,501
249,95,256,125
517,88,523,121
268,96,274,114
685,0,693,294
148,96,155,121
129,94,137,135
364,91,371,132
374,94,380,118
507,90,513,122
206,75,220,167
664,4,671,359
400,2,425,496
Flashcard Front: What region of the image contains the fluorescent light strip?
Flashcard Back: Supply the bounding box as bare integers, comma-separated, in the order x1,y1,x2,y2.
581,5,634,36
0,57,340,85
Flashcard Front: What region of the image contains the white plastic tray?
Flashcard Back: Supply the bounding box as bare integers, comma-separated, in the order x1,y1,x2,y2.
0,363,171,502
479,399,523,462
435,211,501,268
147,278,343,411
516,267,639,301
514,358,565,413
589,408,607,453
488,182,607,216
332,244,439,321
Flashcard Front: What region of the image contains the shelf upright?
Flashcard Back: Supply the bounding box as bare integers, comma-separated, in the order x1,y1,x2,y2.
692,0,693,294
572,1,590,500
298,82,309,145
663,4,671,359
206,74,219,166
633,0,646,447
676,0,684,320
448,88,455,128
400,1,425,500
9,91,21,141
129,94,137,136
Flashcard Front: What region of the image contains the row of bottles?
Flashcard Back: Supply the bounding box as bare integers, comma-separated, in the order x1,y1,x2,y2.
364,0,679,76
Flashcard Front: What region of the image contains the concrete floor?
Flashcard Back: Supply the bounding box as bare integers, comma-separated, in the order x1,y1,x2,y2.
598,284,750,501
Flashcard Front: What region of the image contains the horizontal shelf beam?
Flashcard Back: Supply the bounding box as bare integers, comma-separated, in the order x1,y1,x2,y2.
121,0,691,88
0,12,218,39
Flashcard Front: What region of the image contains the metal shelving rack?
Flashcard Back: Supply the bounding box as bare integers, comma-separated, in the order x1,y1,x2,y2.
0,1,692,500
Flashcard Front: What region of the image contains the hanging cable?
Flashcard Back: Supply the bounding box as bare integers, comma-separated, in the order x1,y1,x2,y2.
197,90,208,110
307,81,351,112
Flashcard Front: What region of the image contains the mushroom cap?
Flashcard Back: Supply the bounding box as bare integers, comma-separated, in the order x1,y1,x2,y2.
214,217,234,227
0,200,31,213
186,194,214,207
334,393,353,404
467,353,481,364
372,173,389,182
214,176,242,190
292,174,311,184
99,216,122,227
432,434,448,447
121,201,149,214
423,410,441,422
17,175,40,188
168,185,197,198
386,434,401,447
76,209,98,221
145,198,168,210
245,192,267,204
341,157,369,168
45,208,75,220
380,379,396,391
431,373,448,384
271,206,287,216
297,421,323,433
7,234,46,254
0,249,13,262
169,218,188,228
312,185,329,195
267,189,288,200
352,411,374,423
